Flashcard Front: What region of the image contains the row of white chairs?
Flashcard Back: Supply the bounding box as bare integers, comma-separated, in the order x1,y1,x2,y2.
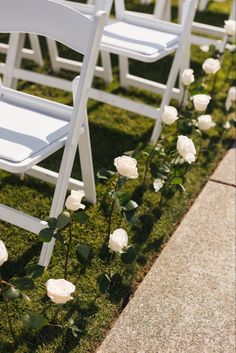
0,0,233,267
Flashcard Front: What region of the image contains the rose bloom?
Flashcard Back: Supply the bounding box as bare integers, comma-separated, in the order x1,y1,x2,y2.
226,86,236,111
181,69,195,86
162,106,179,125
192,94,211,112
202,58,221,75
46,279,75,304
224,121,231,130
200,45,209,53
197,115,216,131
114,156,138,179
177,135,196,164
0,240,8,266
224,20,236,36
153,179,164,192
108,228,128,253
65,190,85,211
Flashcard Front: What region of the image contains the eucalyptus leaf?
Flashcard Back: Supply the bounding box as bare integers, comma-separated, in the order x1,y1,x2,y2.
97,273,111,294
15,277,35,291
76,244,90,265
22,312,48,330
121,246,137,264
38,228,54,242
4,287,21,301
122,200,138,211
75,211,88,224
56,212,70,230
47,218,57,229
122,210,140,227
26,264,44,280
171,177,184,185
97,168,115,180
53,233,64,244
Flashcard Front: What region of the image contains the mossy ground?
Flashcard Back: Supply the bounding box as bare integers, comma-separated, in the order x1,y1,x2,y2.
0,1,235,353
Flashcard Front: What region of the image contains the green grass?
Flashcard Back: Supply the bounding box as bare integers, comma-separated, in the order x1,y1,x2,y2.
0,1,235,353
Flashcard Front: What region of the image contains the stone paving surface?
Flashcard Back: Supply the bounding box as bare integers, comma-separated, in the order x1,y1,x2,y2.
97,152,236,353
211,146,236,185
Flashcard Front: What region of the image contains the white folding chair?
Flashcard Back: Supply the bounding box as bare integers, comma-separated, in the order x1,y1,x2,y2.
0,0,106,267
91,0,197,142
0,0,113,89
154,0,236,51
46,0,113,83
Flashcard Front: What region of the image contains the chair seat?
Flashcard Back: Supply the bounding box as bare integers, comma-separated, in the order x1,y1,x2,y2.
0,99,69,164
102,21,179,61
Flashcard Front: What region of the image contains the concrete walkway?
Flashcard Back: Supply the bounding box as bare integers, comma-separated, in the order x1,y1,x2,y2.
97,147,236,353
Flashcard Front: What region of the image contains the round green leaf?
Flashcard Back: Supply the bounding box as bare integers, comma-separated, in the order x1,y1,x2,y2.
97,168,115,180
15,277,35,291
171,177,184,185
121,246,137,264
76,244,90,265
75,211,88,224
22,312,48,330
26,264,44,279
47,218,57,229
4,287,21,301
97,273,111,294
56,212,70,230
38,228,54,242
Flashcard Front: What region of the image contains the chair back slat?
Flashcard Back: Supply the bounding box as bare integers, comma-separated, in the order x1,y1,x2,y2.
0,0,94,54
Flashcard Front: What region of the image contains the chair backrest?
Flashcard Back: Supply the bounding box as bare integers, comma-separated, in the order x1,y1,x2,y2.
0,0,106,55
115,0,197,33
0,0,107,128
55,0,113,17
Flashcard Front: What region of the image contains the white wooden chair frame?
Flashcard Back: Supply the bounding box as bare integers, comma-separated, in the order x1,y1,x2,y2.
0,33,43,71
0,0,106,267
92,0,197,142
154,0,236,51
1,0,196,143
0,1,113,88
46,0,113,83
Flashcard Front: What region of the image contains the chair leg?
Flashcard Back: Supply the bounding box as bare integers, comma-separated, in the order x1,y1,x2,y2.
29,34,44,67
119,56,129,88
150,43,188,143
78,116,96,204
3,33,25,89
46,38,62,73
38,147,80,267
100,50,113,83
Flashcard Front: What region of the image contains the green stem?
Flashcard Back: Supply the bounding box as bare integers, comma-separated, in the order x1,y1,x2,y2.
107,177,120,239
142,140,160,187
179,86,187,112
0,273,16,346
64,212,73,280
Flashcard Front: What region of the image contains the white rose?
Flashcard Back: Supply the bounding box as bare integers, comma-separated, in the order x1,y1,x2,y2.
161,106,179,125
224,20,236,36
65,190,85,211
200,45,209,53
193,94,211,112
153,179,164,192
225,43,236,52
202,58,221,75
0,240,8,266
197,115,216,131
224,121,230,129
108,228,128,253
225,86,236,111
114,156,138,179
181,69,195,86
46,279,75,304
177,135,197,164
